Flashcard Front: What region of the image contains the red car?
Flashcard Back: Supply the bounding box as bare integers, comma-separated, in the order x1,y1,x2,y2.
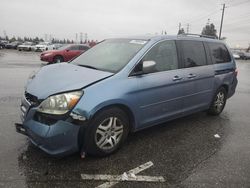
40,44,90,64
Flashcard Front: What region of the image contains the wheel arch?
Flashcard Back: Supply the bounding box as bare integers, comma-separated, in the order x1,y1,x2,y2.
221,84,229,94
89,103,137,133
53,54,64,62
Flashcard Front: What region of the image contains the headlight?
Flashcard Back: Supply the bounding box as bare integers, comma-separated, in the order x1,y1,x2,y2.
37,91,83,115
43,53,52,56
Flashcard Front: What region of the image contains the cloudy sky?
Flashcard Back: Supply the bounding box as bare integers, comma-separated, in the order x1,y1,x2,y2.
0,0,250,48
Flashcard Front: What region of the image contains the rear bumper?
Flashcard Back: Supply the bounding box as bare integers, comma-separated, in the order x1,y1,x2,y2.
16,118,81,157
228,76,238,98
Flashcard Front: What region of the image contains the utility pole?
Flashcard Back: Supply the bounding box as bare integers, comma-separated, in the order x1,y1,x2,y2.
219,3,226,40
85,33,88,43
75,33,78,43
80,32,83,43
186,24,190,33
206,18,210,25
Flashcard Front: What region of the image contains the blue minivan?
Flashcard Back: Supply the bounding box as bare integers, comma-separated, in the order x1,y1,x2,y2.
16,35,238,157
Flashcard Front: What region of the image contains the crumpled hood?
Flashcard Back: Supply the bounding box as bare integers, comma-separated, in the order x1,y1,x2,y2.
26,63,113,99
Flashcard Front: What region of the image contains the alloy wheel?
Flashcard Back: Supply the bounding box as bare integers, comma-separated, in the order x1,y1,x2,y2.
214,91,225,113
95,117,124,150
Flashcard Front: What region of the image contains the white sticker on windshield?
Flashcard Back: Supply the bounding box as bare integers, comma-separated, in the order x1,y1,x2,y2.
129,40,147,45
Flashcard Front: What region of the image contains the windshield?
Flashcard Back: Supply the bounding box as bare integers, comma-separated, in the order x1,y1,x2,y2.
39,42,50,45
58,44,71,50
24,42,32,45
71,39,147,73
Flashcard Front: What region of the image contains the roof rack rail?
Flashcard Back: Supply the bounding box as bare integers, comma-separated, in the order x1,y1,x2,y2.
178,33,218,39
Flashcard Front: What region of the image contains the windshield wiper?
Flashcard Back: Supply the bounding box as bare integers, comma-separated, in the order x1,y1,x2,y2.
77,64,98,70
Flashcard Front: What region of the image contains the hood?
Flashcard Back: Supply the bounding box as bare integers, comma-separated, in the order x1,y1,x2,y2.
26,63,113,99
19,44,32,47
36,44,47,48
41,50,59,55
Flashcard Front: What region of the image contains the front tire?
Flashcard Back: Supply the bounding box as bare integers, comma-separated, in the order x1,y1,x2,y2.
53,56,64,63
207,87,227,115
83,108,129,157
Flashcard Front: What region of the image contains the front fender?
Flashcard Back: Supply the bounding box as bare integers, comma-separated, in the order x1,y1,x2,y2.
72,99,139,130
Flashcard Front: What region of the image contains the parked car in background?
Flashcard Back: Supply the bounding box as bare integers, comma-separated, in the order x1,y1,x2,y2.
233,53,240,59
0,40,8,49
16,35,238,157
53,43,64,50
5,41,22,49
40,44,90,63
17,42,35,51
238,51,250,60
35,42,54,52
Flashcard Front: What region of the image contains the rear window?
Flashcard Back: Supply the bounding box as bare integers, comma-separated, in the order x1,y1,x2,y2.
181,41,207,68
207,42,231,64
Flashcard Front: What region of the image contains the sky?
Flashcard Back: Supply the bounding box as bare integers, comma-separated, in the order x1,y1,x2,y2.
0,0,250,48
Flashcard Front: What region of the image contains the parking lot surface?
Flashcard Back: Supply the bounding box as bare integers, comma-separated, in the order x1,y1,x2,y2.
0,49,250,188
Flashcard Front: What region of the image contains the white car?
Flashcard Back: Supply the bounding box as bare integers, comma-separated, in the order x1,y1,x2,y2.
17,42,35,51
233,53,240,59
34,42,54,52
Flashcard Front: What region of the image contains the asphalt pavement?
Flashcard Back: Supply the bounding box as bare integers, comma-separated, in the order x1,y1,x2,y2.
0,49,249,188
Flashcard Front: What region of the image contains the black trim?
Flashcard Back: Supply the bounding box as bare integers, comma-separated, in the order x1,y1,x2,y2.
215,68,235,75
15,123,28,136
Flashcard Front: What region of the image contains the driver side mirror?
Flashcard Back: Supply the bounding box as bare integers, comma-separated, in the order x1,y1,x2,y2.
131,60,156,76
142,60,156,74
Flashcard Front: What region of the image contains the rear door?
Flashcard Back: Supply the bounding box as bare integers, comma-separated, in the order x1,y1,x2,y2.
131,40,186,128
178,40,215,114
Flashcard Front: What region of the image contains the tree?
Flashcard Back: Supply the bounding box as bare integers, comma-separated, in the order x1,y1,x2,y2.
201,23,218,38
178,28,185,35
10,36,16,42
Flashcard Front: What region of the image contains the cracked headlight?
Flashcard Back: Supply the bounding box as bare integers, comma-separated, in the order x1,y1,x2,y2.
37,91,83,115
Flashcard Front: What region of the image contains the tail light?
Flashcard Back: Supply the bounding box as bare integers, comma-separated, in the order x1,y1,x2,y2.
235,68,238,77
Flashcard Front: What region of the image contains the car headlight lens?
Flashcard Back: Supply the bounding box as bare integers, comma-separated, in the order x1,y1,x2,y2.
37,91,83,115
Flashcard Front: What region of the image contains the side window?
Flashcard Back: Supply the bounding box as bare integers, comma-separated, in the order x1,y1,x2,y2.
79,46,89,51
142,40,178,73
181,41,207,68
207,42,231,64
69,45,79,50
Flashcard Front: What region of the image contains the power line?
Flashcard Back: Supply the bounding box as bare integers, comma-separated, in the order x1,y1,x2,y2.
229,0,250,7
183,9,220,24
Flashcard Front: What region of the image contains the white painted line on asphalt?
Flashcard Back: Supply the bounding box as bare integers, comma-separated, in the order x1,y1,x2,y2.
80,161,166,188
81,174,165,182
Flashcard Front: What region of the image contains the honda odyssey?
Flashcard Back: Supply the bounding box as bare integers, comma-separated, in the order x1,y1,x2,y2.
16,34,238,157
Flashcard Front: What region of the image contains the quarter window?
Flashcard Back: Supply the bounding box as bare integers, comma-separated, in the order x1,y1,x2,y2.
181,41,207,68
69,45,79,50
142,40,178,73
79,46,89,50
208,42,231,63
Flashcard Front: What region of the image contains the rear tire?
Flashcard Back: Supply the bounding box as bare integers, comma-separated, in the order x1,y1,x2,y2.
207,87,227,115
53,55,64,63
82,108,129,157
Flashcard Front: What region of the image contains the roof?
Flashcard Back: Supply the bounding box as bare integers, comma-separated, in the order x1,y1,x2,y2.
114,34,221,43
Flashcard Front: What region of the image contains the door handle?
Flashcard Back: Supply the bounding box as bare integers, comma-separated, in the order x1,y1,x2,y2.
172,76,183,81
188,73,196,79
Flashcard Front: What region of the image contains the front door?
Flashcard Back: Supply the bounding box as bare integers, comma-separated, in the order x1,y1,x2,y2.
131,40,186,128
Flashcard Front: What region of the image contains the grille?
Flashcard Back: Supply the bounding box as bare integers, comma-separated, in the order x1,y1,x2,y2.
25,92,40,107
